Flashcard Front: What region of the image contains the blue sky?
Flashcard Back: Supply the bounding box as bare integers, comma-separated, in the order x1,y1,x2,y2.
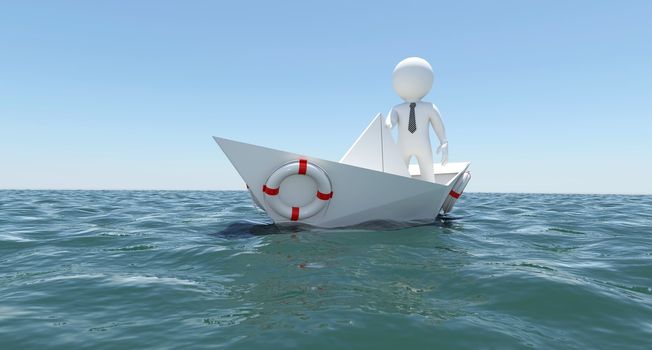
1,1,650,194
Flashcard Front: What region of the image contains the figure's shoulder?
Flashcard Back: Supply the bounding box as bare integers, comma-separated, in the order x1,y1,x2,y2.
415,100,435,107
420,101,441,114
390,102,409,114
414,101,439,113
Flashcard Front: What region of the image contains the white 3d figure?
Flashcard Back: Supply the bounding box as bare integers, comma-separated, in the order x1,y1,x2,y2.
386,57,448,182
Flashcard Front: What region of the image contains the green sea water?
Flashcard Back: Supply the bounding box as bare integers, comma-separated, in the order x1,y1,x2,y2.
1,190,651,349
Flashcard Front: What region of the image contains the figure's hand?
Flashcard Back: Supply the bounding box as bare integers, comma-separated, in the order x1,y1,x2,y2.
437,142,449,166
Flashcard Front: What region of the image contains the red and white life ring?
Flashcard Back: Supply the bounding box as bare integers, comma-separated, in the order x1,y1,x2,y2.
262,159,333,221
441,171,471,214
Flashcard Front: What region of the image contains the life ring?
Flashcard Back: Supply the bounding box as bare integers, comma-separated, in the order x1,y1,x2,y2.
442,171,471,214
262,159,333,221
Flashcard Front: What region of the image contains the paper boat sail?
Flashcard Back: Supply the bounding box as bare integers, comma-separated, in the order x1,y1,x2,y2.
214,114,470,228
340,113,410,177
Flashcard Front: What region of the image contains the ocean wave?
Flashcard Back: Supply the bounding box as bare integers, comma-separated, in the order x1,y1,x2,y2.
0,190,650,349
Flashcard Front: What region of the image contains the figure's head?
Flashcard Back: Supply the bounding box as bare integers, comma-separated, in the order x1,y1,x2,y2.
392,57,434,102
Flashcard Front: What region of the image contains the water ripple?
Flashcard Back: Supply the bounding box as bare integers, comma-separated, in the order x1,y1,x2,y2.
0,190,650,349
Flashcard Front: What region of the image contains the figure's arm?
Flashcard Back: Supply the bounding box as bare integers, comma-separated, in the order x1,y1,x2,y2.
385,107,399,129
430,104,449,166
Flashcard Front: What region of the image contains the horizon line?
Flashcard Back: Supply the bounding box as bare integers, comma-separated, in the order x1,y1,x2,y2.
1,188,650,196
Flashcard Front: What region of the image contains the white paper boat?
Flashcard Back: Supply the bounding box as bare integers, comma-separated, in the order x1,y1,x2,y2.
214,113,470,228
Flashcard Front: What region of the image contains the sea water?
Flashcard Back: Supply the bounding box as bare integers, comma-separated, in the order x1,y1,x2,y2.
1,190,651,349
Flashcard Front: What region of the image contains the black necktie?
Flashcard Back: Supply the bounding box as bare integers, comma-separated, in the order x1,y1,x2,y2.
408,103,417,133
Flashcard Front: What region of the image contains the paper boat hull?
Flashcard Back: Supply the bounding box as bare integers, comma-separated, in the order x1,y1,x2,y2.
215,137,469,228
